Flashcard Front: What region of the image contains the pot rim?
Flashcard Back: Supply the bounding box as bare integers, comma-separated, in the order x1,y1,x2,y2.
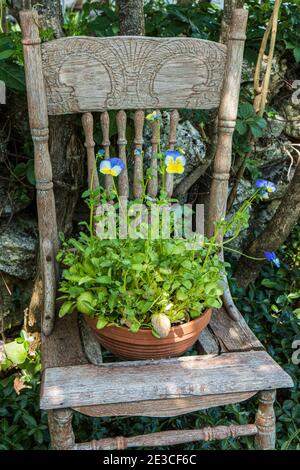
86,307,212,333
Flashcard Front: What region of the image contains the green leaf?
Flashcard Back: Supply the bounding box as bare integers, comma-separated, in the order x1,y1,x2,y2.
96,317,108,329
239,102,255,120
0,62,25,92
58,301,75,318
249,124,263,138
0,50,14,60
293,47,300,63
25,160,35,185
235,120,247,135
4,342,27,365
261,279,278,288
96,275,112,284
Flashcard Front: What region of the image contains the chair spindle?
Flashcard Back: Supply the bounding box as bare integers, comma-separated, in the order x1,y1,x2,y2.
148,110,160,198
82,112,99,190
165,109,179,197
116,110,128,198
133,110,145,199
100,111,112,191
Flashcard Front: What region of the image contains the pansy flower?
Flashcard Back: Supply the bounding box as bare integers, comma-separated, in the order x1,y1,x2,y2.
146,111,160,122
99,158,125,177
255,179,276,199
263,251,280,268
164,150,186,174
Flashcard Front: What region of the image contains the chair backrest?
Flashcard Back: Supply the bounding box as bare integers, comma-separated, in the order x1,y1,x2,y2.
20,9,248,336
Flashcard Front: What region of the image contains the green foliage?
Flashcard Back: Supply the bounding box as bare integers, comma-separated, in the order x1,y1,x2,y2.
57,233,225,333
0,34,25,91
0,332,48,450
1,225,299,450
236,103,267,139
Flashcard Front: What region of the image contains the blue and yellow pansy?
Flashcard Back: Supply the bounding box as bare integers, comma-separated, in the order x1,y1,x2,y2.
146,111,160,122
255,179,276,199
164,150,186,174
99,158,125,177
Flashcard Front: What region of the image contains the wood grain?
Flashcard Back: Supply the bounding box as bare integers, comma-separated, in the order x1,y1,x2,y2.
100,111,113,191
133,110,144,198
41,351,293,409
42,313,88,370
74,423,257,449
116,110,128,198
20,10,59,337
41,36,227,115
147,110,160,197
209,308,263,352
208,9,248,237
73,391,255,418
82,113,99,190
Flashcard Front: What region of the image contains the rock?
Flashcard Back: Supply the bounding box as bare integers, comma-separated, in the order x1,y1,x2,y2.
143,111,206,187
282,102,300,140
0,214,38,280
266,114,286,138
241,56,287,101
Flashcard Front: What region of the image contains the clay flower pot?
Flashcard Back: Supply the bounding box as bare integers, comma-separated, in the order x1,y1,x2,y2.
84,308,212,360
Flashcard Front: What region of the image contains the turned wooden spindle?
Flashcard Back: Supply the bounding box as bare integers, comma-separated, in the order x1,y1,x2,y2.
165,109,179,197
116,110,128,198
207,9,248,238
82,113,99,190
133,109,144,199
148,110,160,198
48,409,75,450
100,111,112,191
255,390,276,450
20,10,58,336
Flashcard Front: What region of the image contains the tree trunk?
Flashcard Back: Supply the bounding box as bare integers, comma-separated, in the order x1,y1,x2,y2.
235,158,300,288
116,0,145,36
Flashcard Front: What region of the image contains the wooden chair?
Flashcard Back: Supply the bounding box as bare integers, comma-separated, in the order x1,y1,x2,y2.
20,9,293,450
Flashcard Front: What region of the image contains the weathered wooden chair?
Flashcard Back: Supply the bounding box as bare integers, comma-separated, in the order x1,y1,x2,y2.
20,8,293,450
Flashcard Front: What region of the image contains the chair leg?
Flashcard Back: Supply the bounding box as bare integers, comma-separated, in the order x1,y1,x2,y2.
255,390,276,450
48,409,75,450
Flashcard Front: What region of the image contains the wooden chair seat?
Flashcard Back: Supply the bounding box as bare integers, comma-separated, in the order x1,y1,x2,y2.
41,310,293,415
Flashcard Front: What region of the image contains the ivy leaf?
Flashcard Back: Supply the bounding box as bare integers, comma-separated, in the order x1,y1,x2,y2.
235,120,248,135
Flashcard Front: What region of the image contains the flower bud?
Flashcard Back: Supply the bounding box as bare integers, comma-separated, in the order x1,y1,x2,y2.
151,313,171,338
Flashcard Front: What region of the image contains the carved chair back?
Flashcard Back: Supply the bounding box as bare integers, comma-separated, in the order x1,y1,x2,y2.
20,9,248,336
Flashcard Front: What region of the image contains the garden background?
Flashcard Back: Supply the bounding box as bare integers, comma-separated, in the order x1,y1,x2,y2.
0,0,299,450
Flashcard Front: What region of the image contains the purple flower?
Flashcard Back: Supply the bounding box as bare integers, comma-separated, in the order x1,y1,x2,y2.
97,149,105,157
255,180,276,199
263,251,280,268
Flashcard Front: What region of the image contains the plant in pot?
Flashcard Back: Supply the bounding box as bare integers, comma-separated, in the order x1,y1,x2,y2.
57,114,276,360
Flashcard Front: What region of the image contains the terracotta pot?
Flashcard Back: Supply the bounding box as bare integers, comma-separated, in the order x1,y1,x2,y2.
84,308,212,360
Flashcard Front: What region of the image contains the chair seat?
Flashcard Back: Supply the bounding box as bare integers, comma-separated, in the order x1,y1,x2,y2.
40,350,293,410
